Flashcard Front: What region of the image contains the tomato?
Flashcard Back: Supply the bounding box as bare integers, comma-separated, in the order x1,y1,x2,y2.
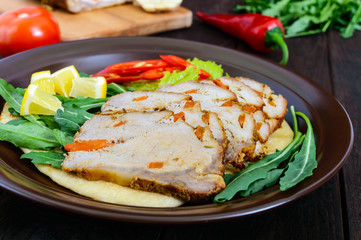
160,55,211,80
0,7,61,57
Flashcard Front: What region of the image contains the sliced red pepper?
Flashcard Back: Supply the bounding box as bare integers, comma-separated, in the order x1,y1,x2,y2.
141,68,165,80
160,55,211,80
104,59,169,74
93,72,142,83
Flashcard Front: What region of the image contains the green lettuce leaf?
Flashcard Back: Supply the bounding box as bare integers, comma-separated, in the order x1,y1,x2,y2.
188,58,224,80
124,80,160,92
159,66,200,87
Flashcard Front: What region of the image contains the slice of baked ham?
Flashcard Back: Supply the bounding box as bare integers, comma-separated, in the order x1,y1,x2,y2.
62,111,225,202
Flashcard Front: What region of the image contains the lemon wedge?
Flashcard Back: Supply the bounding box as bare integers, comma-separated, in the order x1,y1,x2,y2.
69,77,107,98
31,70,51,82
20,84,63,116
30,70,55,94
51,65,80,97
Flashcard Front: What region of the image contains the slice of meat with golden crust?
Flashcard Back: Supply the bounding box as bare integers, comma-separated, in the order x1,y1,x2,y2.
166,101,228,149
159,80,237,102
159,81,258,169
206,77,271,144
62,111,225,202
212,77,264,109
101,91,228,149
201,100,256,169
235,77,288,132
101,91,191,113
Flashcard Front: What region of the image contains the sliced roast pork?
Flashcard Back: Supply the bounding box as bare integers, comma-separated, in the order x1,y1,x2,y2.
235,77,288,133
62,111,225,202
102,91,228,149
159,81,258,169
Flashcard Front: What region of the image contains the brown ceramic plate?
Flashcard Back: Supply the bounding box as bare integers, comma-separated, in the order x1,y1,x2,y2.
0,37,354,223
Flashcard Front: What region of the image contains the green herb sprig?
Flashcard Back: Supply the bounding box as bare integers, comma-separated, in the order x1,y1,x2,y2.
234,0,361,38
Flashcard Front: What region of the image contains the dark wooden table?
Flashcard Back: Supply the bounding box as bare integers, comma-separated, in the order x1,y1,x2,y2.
1,1,360,239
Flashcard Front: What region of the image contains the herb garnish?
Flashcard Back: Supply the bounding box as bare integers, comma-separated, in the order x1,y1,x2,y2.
234,0,361,38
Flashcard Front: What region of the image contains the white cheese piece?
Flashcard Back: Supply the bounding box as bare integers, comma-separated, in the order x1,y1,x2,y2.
133,0,183,12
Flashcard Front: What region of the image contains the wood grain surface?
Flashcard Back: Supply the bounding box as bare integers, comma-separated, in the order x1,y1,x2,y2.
0,0,360,239
0,0,192,41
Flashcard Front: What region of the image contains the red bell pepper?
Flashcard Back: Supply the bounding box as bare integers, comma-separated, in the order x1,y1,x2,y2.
196,12,289,65
104,59,169,74
93,55,212,83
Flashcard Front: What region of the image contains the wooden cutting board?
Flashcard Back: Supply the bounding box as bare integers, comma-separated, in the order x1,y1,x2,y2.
0,0,192,41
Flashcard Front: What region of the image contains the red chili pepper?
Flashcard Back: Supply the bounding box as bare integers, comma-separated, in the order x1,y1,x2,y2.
196,12,289,65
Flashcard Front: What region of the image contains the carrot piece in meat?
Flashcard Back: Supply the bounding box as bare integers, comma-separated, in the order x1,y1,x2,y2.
213,79,229,89
113,121,125,127
269,101,276,107
184,101,195,108
64,139,114,152
242,105,257,113
185,89,198,94
148,162,164,169
221,101,233,107
195,125,205,140
173,112,185,122
133,96,148,101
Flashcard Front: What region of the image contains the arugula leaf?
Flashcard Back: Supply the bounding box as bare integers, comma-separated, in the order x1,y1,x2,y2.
37,115,60,129
234,0,361,38
240,147,300,196
0,121,60,150
65,96,108,111
21,151,65,169
79,72,91,77
15,87,26,96
0,78,23,113
52,129,74,146
107,83,127,96
188,58,224,79
214,131,302,202
54,103,93,135
6,118,28,126
240,168,285,196
279,111,317,190
341,3,361,38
